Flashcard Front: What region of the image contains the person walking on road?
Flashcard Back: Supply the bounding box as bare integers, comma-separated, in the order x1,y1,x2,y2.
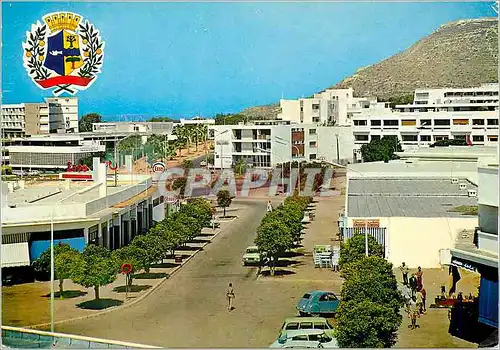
226,283,235,311
407,297,420,330
420,287,427,314
399,262,409,285
409,274,417,298
416,266,423,291
267,200,273,212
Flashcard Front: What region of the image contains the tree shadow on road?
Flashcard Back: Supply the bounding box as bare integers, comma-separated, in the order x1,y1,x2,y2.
280,251,304,258
151,262,180,268
113,285,152,293
134,272,170,279
260,269,296,277
275,259,302,267
188,238,211,244
42,290,87,299
76,298,123,310
176,245,203,252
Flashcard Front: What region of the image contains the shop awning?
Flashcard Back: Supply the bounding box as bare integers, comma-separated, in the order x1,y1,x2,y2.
1,242,30,268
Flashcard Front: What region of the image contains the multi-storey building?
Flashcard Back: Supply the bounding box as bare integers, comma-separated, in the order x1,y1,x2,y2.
1,97,79,137
210,121,354,169
350,83,499,155
278,88,391,127
92,121,174,134
45,96,79,133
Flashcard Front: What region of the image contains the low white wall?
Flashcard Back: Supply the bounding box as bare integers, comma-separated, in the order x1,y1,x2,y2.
346,216,478,268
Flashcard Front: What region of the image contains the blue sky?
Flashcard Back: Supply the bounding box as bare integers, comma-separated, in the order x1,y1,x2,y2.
2,1,495,120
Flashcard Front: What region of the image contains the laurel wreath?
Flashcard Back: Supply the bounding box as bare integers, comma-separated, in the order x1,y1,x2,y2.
25,24,50,80
78,21,104,79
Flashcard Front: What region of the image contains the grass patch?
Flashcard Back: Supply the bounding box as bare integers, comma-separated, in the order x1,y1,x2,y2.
134,272,169,279
447,205,478,216
42,290,87,299
76,298,123,310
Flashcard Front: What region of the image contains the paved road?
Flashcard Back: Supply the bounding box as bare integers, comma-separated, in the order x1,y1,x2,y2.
57,199,303,347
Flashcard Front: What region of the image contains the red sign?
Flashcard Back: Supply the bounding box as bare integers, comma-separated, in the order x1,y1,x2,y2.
66,161,90,172
59,173,93,180
121,263,133,274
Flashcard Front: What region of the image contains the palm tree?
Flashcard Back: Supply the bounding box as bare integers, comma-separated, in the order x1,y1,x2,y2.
173,125,188,156
196,125,208,152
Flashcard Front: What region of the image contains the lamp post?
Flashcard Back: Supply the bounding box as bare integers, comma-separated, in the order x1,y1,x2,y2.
256,147,285,194
274,136,302,195
50,191,80,332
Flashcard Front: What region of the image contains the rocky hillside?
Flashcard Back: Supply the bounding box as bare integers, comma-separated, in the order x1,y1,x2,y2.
238,17,498,118
333,18,498,98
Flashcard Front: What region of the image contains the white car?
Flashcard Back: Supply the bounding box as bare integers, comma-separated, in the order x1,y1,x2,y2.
270,329,339,348
242,246,266,266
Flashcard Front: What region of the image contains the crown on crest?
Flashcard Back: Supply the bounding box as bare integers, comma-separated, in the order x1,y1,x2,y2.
43,12,81,32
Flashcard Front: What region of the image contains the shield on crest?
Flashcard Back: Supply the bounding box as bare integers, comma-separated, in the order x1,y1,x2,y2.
44,29,83,76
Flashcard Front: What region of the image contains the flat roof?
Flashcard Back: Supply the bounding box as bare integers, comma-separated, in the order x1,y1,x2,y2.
396,146,498,158
347,178,478,218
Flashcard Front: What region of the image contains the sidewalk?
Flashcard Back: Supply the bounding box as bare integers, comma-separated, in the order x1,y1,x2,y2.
2,208,240,329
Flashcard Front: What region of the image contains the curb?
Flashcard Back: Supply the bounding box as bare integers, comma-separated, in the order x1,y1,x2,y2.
26,227,226,330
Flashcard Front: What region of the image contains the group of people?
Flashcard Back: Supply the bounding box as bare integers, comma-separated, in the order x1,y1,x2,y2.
399,262,427,330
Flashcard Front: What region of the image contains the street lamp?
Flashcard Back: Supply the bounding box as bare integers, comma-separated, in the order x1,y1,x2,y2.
50,191,80,332
275,136,302,195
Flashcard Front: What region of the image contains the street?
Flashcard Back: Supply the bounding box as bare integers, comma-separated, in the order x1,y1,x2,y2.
56,199,315,347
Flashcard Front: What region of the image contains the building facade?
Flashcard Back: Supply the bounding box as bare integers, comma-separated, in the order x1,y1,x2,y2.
45,96,79,133
1,104,26,138
210,121,355,169
92,121,174,135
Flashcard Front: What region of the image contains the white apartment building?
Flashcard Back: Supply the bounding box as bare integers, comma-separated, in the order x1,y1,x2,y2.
46,96,79,133
1,104,26,138
351,83,499,155
1,97,78,137
210,121,355,169
179,117,215,125
278,88,391,127
92,121,174,135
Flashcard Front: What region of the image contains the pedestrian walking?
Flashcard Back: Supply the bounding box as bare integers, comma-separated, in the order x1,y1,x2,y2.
399,262,409,285
416,289,424,315
267,200,273,212
409,274,417,298
407,297,420,330
416,266,423,291
226,282,235,311
421,287,427,314
401,283,412,309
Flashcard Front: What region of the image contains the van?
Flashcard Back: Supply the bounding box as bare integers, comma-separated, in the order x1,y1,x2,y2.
279,317,334,337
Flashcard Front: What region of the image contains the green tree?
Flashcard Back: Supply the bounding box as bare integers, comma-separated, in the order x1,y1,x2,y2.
338,233,384,269
149,221,182,257
360,135,402,163
206,153,215,165
181,198,213,227
78,113,102,132
72,245,118,300
112,244,146,287
233,158,247,176
169,212,202,244
217,189,232,217
130,234,166,272
340,256,403,313
65,56,81,69
172,177,187,198
181,159,193,169
335,300,401,348
254,219,293,276
173,125,188,156
32,243,80,295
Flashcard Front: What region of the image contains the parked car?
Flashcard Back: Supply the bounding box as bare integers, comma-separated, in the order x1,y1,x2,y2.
279,317,335,338
270,329,339,348
296,291,340,316
28,170,41,176
242,246,266,266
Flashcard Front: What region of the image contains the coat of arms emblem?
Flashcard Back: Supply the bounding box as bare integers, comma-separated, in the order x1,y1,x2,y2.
22,12,105,96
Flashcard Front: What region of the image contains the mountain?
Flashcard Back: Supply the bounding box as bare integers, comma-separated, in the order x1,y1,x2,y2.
332,18,498,98
236,17,498,118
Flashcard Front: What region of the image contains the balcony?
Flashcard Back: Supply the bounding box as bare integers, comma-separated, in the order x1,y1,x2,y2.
477,229,498,255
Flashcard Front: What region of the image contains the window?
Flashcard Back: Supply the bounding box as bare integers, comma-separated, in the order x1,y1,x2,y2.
472,135,484,142
354,120,367,126
453,119,469,125
285,323,299,330
327,293,338,301
153,198,160,207
473,119,485,126
371,120,381,126
401,120,416,126
309,334,319,342
309,141,317,148
487,119,499,126
371,135,381,141
312,104,320,110
488,135,498,142
354,134,369,141
434,135,449,141
434,119,450,126
401,135,418,142
299,322,313,330
309,129,317,135
292,335,309,341
313,323,328,330
420,135,431,142
383,120,398,126
319,294,328,302
309,154,317,160
302,293,311,299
